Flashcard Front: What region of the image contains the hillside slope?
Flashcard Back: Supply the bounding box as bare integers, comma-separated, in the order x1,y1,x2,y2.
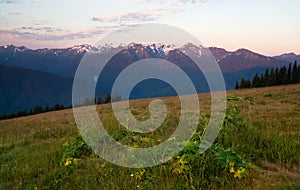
0,84,299,189
0,64,73,114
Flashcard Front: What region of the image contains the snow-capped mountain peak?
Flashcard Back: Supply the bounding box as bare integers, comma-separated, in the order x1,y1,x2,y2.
180,43,206,57
161,44,177,54
70,44,98,54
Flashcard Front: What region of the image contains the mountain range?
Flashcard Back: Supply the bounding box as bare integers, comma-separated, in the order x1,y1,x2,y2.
0,43,297,114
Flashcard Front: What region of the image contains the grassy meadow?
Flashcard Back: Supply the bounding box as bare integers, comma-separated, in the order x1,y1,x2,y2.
0,84,299,189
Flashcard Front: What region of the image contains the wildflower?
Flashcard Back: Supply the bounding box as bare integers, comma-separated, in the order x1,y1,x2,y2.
173,167,184,174
178,159,185,166
135,169,145,180
234,169,242,179
229,162,234,167
141,137,150,143
229,167,235,173
64,158,72,167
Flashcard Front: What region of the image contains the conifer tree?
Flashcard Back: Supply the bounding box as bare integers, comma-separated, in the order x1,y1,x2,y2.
263,68,270,86
252,73,260,88
274,67,279,85
298,64,300,83
291,61,298,84
97,97,103,105
269,68,276,86
279,66,287,85
287,63,292,84
235,80,239,89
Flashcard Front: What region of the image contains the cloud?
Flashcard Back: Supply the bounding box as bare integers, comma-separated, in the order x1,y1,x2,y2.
8,12,23,15
91,17,103,22
0,0,17,3
0,29,93,41
32,19,49,26
91,6,182,24
0,25,123,41
92,11,160,23
18,26,62,33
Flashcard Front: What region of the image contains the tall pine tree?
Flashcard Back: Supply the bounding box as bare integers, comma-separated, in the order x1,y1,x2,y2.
274,67,279,85
287,63,292,84
279,66,287,85
291,61,298,84
235,80,239,89
252,73,260,88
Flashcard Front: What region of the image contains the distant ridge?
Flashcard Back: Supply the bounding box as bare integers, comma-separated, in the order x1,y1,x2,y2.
0,64,73,114
0,43,296,114
0,44,293,76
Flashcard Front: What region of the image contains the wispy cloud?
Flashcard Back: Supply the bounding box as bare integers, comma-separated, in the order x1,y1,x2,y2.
0,0,17,4
18,26,62,33
144,6,183,13
92,11,160,23
91,6,183,24
8,12,23,15
0,29,94,41
0,25,124,41
32,19,49,26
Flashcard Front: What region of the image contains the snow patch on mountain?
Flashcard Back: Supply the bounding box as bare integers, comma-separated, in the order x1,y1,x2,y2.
70,44,97,54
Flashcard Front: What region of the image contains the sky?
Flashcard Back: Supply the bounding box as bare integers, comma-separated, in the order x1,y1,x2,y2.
0,0,299,56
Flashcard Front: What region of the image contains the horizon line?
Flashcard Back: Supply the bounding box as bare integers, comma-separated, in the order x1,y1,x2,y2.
0,43,299,57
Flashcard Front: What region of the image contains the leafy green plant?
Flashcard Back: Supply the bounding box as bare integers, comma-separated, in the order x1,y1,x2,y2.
61,135,92,166
211,145,259,179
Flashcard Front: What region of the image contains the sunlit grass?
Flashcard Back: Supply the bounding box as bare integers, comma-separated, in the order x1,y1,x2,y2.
0,84,299,189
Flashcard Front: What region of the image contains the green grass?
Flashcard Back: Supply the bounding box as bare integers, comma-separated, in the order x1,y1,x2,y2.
0,84,300,189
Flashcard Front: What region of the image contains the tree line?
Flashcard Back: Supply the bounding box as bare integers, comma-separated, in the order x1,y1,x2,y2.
236,61,300,89
0,104,69,120
0,94,117,120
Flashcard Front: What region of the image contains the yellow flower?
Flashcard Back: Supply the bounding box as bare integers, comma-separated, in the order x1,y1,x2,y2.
64,158,79,167
135,169,146,180
64,158,72,167
229,167,235,173
173,167,184,174
234,169,242,179
229,162,234,167
141,137,151,143
178,159,185,166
